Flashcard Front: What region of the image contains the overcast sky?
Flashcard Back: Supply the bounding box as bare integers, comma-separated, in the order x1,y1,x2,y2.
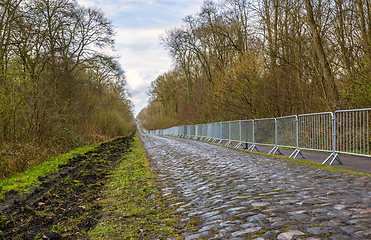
76,0,204,116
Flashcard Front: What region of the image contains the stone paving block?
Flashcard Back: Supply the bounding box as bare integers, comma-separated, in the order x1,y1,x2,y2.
279,199,298,204
327,210,352,217
212,199,224,205
333,204,347,210
201,211,219,218
320,219,342,227
261,230,279,238
355,229,371,237
268,217,285,223
277,230,305,240
284,225,300,231
219,220,242,227
184,231,209,240
270,220,290,229
240,222,260,228
251,202,270,207
329,234,349,240
288,210,307,215
188,211,203,217
198,224,219,232
263,207,286,215
206,214,223,221
246,214,268,222
340,225,362,234
176,207,185,212
311,208,328,215
230,227,261,237
289,213,310,221
226,207,245,213
220,226,235,233
350,208,371,214
306,227,329,235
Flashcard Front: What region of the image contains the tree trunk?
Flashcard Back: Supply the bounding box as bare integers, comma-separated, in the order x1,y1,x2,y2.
304,0,339,108
357,0,371,54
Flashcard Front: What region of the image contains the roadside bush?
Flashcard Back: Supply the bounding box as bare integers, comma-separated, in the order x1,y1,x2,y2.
0,0,134,179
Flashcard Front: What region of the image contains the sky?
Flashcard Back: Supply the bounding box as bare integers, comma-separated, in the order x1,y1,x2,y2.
75,0,204,116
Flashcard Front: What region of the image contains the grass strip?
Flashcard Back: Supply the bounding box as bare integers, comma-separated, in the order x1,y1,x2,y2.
0,143,99,201
172,136,371,176
218,142,371,176
88,135,184,239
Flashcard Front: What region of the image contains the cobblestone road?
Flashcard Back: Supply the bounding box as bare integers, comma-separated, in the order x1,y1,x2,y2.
140,134,371,240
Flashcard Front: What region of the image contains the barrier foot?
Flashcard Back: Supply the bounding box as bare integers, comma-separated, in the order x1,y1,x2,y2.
225,141,232,146
217,140,223,144
289,149,305,159
268,147,283,155
235,143,243,149
323,153,343,165
248,144,259,152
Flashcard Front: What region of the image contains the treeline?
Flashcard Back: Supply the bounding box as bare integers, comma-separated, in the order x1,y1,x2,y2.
0,0,134,178
138,0,371,130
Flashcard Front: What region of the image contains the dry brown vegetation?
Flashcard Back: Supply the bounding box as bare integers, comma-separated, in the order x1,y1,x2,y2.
0,0,134,179
138,0,371,130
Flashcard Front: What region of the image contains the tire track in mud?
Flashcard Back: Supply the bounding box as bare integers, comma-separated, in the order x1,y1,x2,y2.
0,135,134,239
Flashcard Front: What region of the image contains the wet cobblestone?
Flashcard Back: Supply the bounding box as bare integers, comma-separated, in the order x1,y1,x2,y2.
141,134,371,239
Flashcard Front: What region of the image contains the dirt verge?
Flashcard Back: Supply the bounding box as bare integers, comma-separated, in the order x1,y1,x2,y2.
0,134,134,239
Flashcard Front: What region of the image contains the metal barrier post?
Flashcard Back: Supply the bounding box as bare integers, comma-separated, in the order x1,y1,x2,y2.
211,123,216,143
211,123,218,143
268,118,283,155
210,123,214,142
194,125,197,140
226,121,232,146
236,120,243,148
323,113,343,165
218,122,223,144
289,115,305,159
248,120,259,151
204,124,209,141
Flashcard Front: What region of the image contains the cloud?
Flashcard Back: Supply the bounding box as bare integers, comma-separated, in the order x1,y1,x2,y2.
115,27,173,116
76,0,204,116
78,0,204,25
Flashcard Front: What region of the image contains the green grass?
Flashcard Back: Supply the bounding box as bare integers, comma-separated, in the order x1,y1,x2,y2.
0,143,99,201
88,135,184,239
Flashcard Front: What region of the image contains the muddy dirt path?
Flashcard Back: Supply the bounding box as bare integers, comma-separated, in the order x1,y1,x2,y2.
0,135,133,239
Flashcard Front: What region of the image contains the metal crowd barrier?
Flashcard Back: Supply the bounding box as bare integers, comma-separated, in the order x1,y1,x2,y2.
330,109,371,164
144,108,371,165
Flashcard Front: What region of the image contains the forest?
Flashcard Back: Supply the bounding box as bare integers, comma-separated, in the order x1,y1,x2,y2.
0,0,134,178
138,0,371,130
